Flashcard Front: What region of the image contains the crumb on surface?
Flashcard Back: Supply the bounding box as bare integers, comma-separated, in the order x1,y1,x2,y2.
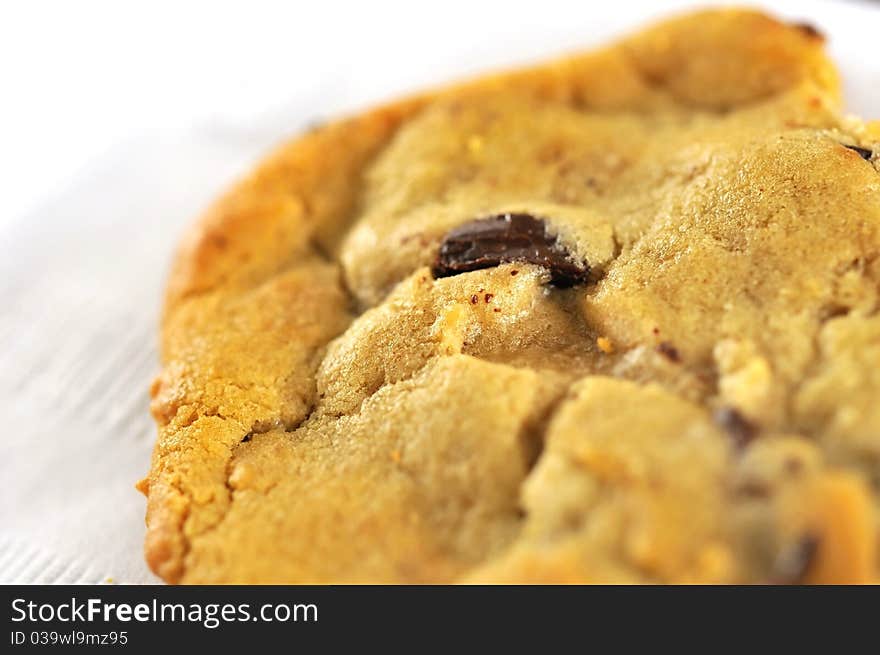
596,336,614,354
467,135,484,154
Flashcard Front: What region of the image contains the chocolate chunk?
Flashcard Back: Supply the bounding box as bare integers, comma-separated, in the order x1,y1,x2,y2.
792,22,824,41
770,535,819,584
655,341,681,363
734,480,771,499
432,213,590,286
784,457,805,476
713,407,757,450
844,145,873,161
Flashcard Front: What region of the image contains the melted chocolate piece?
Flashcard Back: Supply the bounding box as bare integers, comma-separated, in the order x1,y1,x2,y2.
792,22,824,41
432,214,590,286
655,341,681,363
713,407,757,451
734,480,772,499
844,144,873,161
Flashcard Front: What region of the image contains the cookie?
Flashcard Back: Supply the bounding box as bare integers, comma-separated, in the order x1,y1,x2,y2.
141,8,880,583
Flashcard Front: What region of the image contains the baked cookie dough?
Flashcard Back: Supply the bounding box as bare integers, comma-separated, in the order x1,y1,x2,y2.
141,8,880,583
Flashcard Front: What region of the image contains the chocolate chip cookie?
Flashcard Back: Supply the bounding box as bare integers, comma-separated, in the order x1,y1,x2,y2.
141,8,880,583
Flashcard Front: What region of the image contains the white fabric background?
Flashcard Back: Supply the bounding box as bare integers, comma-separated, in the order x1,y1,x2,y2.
1,0,878,584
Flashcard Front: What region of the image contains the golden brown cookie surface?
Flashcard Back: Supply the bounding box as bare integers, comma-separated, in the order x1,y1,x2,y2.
143,9,880,583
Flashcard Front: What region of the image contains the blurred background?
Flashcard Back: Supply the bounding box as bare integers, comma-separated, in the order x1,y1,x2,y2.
2,0,879,228
0,0,877,583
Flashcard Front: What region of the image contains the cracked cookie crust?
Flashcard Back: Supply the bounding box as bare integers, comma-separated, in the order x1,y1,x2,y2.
142,8,880,583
